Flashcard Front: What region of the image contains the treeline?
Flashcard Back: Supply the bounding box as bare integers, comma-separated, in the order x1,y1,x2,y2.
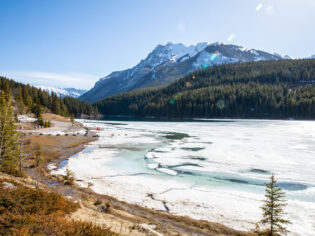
95,59,315,119
0,76,96,116
0,91,22,176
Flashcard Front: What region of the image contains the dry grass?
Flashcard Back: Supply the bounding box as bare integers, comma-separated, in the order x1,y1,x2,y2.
16,122,37,130
66,139,94,148
42,113,70,122
70,205,149,235
23,134,95,167
0,180,117,236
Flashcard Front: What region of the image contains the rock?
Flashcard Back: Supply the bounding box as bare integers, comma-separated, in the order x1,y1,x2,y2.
98,203,111,213
2,182,16,189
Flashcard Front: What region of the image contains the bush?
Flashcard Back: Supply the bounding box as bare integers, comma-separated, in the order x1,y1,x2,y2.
63,168,75,185
0,181,117,235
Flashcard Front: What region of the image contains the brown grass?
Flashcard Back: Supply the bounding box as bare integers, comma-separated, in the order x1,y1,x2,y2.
24,134,94,165
42,113,70,122
66,139,93,148
0,180,117,236
16,122,37,130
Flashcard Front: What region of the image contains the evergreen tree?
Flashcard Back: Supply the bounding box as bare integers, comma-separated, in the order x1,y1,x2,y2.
259,174,291,235
34,102,42,120
18,130,25,172
0,92,22,176
64,166,75,185
70,114,74,126
35,144,44,167
16,86,25,114
34,102,44,127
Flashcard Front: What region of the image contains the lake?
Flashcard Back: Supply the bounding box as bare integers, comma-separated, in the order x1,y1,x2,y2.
54,119,315,235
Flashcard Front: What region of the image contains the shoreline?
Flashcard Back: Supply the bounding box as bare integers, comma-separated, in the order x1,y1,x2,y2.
25,119,253,235
58,119,315,236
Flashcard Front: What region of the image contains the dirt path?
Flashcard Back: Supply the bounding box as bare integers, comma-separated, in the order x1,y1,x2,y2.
24,120,86,134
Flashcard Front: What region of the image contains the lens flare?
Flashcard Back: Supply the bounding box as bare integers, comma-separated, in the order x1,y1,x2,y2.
169,98,176,105
174,93,182,99
185,81,192,87
210,53,217,61
192,75,196,80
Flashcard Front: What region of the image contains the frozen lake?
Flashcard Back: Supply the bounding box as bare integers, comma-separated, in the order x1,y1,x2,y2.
54,119,315,235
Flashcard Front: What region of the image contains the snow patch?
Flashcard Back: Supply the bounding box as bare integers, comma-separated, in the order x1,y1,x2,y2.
18,115,37,123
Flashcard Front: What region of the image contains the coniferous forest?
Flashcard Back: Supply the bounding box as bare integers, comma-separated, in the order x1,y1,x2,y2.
95,59,315,119
0,76,97,116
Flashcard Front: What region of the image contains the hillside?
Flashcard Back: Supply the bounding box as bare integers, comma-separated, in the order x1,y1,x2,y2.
80,42,285,103
0,76,96,116
95,59,315,120
0,177,116,235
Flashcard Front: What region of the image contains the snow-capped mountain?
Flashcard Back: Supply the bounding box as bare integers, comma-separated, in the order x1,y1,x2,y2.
80,42,288,103
36,86,86,98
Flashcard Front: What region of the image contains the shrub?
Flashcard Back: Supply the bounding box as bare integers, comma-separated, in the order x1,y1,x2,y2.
0,181,117,235
63,167,75,185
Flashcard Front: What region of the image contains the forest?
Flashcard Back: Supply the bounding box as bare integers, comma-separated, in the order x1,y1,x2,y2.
0,76,96,117
95,59,315,119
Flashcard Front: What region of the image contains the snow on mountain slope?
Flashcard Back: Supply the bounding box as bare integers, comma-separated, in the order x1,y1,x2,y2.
36,86,86,98
80,42,289,103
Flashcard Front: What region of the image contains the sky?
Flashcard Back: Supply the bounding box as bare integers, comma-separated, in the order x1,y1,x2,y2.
0,0,314,89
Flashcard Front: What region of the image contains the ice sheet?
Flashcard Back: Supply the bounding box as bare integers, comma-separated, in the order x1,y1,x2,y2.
54,119,315,235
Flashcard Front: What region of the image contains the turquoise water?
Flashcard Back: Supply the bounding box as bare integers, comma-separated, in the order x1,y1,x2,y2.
61,119,315,234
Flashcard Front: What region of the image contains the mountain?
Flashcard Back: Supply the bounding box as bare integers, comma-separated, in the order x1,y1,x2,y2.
95,59,315,120
80,42,288,103
36,86,86,98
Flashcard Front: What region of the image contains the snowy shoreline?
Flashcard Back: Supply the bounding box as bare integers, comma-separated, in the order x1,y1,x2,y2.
52,119,315,235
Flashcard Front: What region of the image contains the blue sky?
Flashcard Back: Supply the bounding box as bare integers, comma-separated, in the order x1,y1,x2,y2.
0,0,314,89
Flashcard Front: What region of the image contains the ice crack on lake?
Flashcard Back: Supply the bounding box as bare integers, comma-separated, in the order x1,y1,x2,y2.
53,119,315,236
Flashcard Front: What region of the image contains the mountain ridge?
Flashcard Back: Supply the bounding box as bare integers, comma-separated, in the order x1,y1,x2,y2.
36,86,87,98
95,59,315,120
80,42,288,103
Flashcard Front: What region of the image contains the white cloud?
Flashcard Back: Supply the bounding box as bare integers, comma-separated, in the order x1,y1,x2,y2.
265,5,274,15
256,4,263,11
227,33,235,42
177,22,185,32
1,71,98,89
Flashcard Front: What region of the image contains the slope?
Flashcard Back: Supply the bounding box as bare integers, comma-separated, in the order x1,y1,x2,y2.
80,42,284,103
95,59,315,119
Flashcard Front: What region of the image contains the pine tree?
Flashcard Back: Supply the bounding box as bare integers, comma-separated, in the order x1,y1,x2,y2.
259,174,291,235
16,86,25,114
35,102,42,120
35,144,44,167
70,114,74,126
18,129,25,172
0,92,22,176
64,166,75,185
